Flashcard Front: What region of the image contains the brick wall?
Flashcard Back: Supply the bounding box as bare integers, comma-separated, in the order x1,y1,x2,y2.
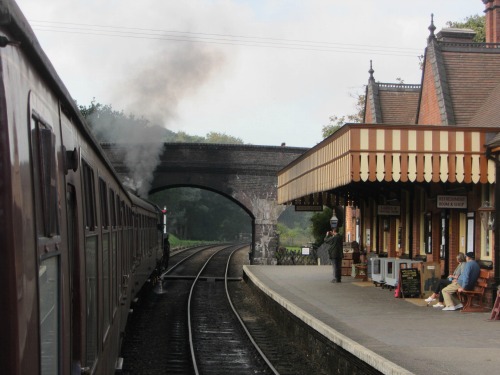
418,56,442,125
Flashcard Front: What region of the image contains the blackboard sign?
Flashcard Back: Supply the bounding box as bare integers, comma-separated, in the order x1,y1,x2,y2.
400,268,421,298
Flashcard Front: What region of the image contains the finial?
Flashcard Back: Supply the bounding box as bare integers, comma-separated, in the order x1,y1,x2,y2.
368,60,375,81
428,13,436,41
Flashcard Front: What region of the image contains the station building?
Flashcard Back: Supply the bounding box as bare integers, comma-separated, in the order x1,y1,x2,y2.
277,1,500,292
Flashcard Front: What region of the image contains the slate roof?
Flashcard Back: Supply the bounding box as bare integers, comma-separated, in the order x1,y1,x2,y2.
363,66,420,125
469,80,500,127
365,26,500,130
425,39,500,126
377,84,420,124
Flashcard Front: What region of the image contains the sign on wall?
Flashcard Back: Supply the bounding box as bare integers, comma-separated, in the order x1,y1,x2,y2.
377,205,400,216
437,195,467,209
294,205,323,212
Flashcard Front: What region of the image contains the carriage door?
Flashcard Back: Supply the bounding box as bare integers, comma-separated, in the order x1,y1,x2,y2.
31,113,62,375
439,210,450,276
66,184,83,371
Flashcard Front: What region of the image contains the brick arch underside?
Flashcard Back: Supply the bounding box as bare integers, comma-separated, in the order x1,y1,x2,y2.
149,183,255,220
149,177,284,265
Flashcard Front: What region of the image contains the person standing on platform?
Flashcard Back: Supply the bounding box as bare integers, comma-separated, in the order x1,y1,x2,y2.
325,228,343,283
441,252,480,311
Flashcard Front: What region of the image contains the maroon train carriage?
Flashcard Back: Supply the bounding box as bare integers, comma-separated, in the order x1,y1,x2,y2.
0,1,167,374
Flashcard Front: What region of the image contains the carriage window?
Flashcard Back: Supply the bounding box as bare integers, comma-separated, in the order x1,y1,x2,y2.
99,178,109,229
31,114,61,374
39,256,60,375
31,118,59,237
82,162,96,230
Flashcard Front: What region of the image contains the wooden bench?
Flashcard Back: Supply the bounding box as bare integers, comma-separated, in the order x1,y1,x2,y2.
457,269,491,313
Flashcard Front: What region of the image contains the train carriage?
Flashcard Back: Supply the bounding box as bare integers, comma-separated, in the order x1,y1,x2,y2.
0,1,166,374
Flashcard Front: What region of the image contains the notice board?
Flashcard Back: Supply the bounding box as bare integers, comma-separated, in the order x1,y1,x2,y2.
400,268,421,298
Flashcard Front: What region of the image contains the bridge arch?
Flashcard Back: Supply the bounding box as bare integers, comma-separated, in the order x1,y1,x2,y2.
150,184,255,251
102,143,307,264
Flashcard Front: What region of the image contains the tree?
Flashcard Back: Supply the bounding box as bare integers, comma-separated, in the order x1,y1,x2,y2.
322,92,365,138
149,187,252,241
79,99,246,144
205,132,244,144
321,115,345,138
310,207,333,246
172,131,205,143
78,99,173,143
446,14,486,43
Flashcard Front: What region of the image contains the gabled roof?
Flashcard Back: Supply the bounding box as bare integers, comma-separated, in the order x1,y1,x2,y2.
364,62,420,125
417,27,500,127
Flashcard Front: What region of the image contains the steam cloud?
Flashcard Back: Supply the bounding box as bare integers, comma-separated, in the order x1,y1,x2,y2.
105,43,226,197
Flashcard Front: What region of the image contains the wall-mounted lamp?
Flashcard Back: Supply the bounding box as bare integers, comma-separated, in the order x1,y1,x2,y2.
478,201,495,231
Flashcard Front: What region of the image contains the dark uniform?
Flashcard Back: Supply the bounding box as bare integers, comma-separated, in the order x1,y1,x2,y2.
325,230,343,282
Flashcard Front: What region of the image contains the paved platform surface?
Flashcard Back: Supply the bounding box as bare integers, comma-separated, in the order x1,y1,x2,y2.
243,265,500,375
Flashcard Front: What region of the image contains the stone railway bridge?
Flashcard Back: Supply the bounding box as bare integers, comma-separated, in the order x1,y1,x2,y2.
102,143,307,264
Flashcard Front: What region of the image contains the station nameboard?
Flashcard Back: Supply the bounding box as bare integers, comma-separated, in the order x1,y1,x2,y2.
437,195,467,209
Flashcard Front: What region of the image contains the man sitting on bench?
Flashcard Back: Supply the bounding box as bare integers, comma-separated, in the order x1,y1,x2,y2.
441,252,480,311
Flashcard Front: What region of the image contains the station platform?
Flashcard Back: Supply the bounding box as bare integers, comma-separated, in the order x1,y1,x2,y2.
243,265,500,375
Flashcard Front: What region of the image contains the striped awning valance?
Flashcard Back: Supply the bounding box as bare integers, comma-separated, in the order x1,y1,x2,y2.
277,124,499,204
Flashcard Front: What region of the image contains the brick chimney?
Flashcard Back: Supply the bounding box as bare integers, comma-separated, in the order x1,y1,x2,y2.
484,0,500,43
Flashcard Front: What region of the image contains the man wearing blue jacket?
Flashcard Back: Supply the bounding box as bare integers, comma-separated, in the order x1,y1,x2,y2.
442,252,480,311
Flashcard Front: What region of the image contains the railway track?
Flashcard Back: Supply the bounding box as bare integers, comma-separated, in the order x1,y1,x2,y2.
188,245,277,375
120,244,329,375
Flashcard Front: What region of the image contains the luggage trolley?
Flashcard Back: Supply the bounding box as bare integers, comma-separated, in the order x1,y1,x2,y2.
370,257,387,287
385,258,423,290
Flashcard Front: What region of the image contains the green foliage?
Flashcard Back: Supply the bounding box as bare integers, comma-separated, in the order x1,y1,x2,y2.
205,132,244,144
322,92,365,139
274,246,317,265
277,207,314,246
78,99,173,143
321,116,344,138
149,187,251,241
171,131,205,143
168,233,214,248
310,207,333,246
78,99,246,144
446,14,486,43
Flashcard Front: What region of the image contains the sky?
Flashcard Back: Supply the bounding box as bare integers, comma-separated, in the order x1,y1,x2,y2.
15,0,483,148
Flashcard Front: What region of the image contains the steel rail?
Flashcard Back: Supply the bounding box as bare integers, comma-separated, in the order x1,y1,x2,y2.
225,247,280,375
